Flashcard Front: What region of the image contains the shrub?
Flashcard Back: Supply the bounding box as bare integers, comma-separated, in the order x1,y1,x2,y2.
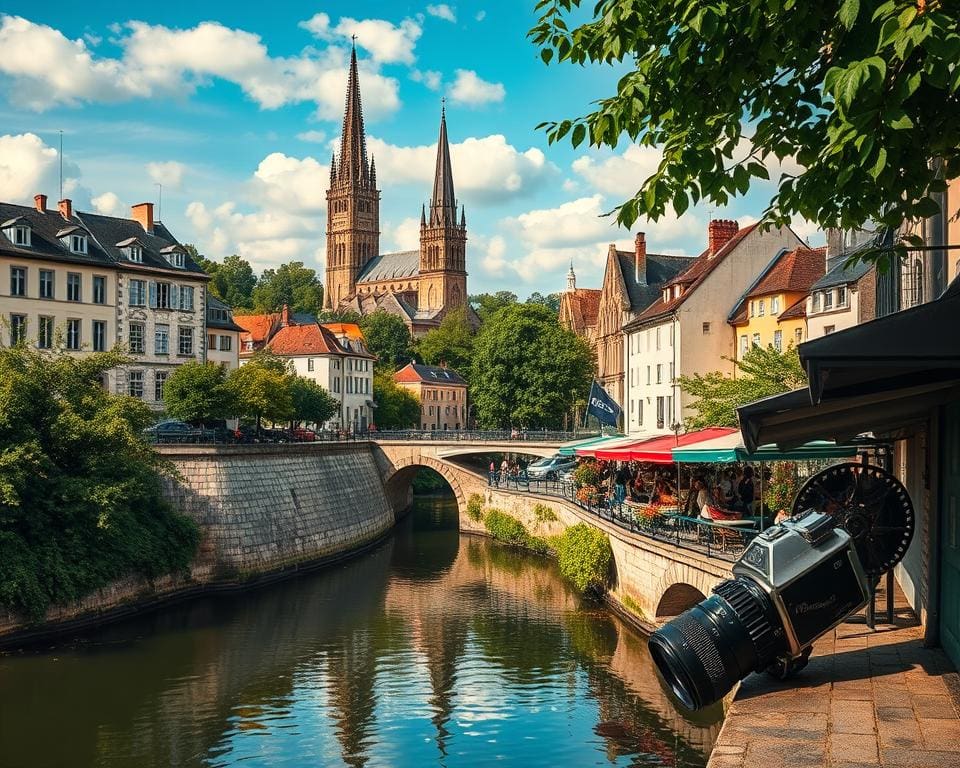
572,461,600,488
466,493,484,521
533,503,557,524
483,508,529,546
525,535,552,555
556,523,612,594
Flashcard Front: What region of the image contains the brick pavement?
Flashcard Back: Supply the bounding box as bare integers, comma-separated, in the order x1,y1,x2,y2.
707,588,960,768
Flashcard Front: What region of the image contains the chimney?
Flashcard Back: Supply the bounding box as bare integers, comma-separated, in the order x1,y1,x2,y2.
58,198,72,220
281,304,291,327
634,232,647,284
131,202,154,234
34,194,47,212
708,218,739,257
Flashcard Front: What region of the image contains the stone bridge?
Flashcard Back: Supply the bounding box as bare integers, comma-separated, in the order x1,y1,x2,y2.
371,439,733,624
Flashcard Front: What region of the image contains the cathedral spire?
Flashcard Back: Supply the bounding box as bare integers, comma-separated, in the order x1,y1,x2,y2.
338,44,369,186
430,102,457,226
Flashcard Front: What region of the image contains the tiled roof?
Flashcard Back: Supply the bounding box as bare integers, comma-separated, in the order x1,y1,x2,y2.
614,250,693,312
628,224,759,327
562,288,602,331
747,246,825,298
322,322,366,341
779,296,808,321
356,250,420,283
0,201,115,268
234,313,278,344
394,362,467,385
812,255,874,290
206,294,245,331
267,323,341,355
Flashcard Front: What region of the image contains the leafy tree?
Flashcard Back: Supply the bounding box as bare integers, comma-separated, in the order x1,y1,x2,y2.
416,306,475,376
470,303,594,428
677,344,808,429
470,291,518,322
290,376,338,427
0,346,199,618
227,359,293,429
530,0,960,261
526,291,561,314
359,311,412,371
187,247,257,310
316,308,363,324
372,372,421,429
253,262,324,316
163,361,234,425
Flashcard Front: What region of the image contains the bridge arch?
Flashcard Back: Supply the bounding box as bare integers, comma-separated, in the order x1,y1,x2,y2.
653,563,717,619
382,454,469,520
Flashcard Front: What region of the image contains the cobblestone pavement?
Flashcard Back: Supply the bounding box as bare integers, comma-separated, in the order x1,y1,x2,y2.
707,588,960,768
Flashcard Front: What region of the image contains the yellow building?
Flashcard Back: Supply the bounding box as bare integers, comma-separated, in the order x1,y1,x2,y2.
730,246,826,360
394,362,468,431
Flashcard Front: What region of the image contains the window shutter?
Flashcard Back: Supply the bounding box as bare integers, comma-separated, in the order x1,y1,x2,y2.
149,281,157,308
171,284,180,310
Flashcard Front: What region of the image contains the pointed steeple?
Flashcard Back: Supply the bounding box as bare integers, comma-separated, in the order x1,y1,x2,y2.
337,44,370,187
567,260,577,292
459,205,466,228
429,102,457,226
329,152,337,184
421,203,427,227
369,155,377,187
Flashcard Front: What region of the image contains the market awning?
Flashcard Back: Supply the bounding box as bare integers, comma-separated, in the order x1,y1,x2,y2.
671,430,860,463
626,427,738,463
592,434,662,460
558,434,620,456
577,435,652,458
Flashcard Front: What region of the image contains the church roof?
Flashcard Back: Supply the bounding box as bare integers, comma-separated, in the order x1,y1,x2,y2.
335,45,373,188
428,106,459,227
562,288,602,331
356,250,420,283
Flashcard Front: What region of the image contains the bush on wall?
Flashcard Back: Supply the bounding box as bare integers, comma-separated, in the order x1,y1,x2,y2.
555,524,612,595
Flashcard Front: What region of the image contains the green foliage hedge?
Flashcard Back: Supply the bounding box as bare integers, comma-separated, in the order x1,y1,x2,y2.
0,346,200,620
555,524,612,594
466,493,484,521
483,509,529,546
533,503,557,524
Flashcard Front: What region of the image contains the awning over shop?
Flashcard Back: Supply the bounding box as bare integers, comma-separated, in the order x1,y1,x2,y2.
738,276,960,451
671,430,859,463
577,435,652,458
625,427,738,463
558,434,620,456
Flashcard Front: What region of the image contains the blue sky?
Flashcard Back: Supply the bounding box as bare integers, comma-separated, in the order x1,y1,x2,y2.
0,2,821,297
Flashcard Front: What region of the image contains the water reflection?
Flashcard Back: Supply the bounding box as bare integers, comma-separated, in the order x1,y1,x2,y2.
0,496,721,768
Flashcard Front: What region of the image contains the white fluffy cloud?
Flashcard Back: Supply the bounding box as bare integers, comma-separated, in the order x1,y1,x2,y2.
0,15,400,120
389,217,422,251
297,130,327,143
410,68,442,90
146,160,186,189
448,69,505,106
572,145,663,198
0,132,91,206
476,11,487,21
427,4,457,22
91,191,122,215
300,13,421,65
366,134,555,204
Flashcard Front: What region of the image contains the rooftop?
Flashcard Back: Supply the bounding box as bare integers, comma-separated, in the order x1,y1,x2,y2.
394,362,467,385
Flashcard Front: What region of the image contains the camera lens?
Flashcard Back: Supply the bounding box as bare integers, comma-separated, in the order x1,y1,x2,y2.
648,578,785,710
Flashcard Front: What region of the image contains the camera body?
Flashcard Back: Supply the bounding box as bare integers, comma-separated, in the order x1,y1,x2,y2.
737,509,870,658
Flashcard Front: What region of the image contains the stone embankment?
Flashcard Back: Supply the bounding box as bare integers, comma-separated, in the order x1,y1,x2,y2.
0,443,395,645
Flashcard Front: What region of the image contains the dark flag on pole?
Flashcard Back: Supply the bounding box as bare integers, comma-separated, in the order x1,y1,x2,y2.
587,380,621,427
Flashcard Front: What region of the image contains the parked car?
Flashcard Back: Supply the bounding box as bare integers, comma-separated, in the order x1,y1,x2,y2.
288,426,317,442
142,420,201,444
558,466,576,484
259,427,290,443
526,454,577,480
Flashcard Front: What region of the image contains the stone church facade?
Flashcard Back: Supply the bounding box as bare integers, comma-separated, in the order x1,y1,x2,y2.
324,47,470,336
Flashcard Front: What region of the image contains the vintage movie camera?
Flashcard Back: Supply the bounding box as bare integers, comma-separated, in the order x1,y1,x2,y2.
648,463,914,710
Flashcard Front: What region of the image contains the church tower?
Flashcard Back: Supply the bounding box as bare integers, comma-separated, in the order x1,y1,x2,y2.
419,105,467,315
324,46,380,310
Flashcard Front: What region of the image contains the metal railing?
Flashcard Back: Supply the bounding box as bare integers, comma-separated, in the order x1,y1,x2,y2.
370,429,597,443
486,471,758,563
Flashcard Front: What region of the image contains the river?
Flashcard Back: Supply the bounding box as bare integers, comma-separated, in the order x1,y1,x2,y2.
0,495,722,767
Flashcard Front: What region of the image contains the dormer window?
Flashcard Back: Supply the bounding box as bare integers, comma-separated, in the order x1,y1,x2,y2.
173,252,185,268
129,246,142,262
70,234,87,254
2,218,32,247
674,285,682,299
13,225,30,246
160,245,186,268
663,289,670,303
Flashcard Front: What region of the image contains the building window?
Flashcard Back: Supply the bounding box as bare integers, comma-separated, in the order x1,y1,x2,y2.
170,252,185,268
771,296,781,314
758,299,765,316
153,282,171,309
66,318,81,350
219,336,231,352
749,300,755,317
38,316,53,349
702,321,711,334
92,320,106,352
67,273,81,302
773,329,783,352
10,314,26,345
656,364,662,384
837,285,847,306
740,334,748,357
646,366,651,385
10,266,26,296
752,333,761,347
655,326,661,350
128,246,142,263
12,225,31,246
155,370,168,402
795,328,803,344
824,290,833,310
824,325,836,335
40,269,54,299
129,322,145,354
656,396,665,429
92,275,106,305
178,326,193,355
155,324,169,354
70,234,87,254
901,255,924,309
812,292,821,312
129,279,147,307
128,370,144,399
178,285,194,311
208,333,217,351
307,358,314,371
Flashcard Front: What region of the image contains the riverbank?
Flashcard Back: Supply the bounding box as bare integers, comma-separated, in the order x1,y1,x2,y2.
0,442,397,648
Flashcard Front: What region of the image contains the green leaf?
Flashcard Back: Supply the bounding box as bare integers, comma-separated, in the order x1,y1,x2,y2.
868,146,887,178
540,48,553,64
571,122,586,148
839,0,859,30
889,111,914,130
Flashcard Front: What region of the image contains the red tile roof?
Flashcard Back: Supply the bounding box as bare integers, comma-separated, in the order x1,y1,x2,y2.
778,296,808,321
747,246,826,299
267,323,341,355
629,224,759,326
234,313,278,344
